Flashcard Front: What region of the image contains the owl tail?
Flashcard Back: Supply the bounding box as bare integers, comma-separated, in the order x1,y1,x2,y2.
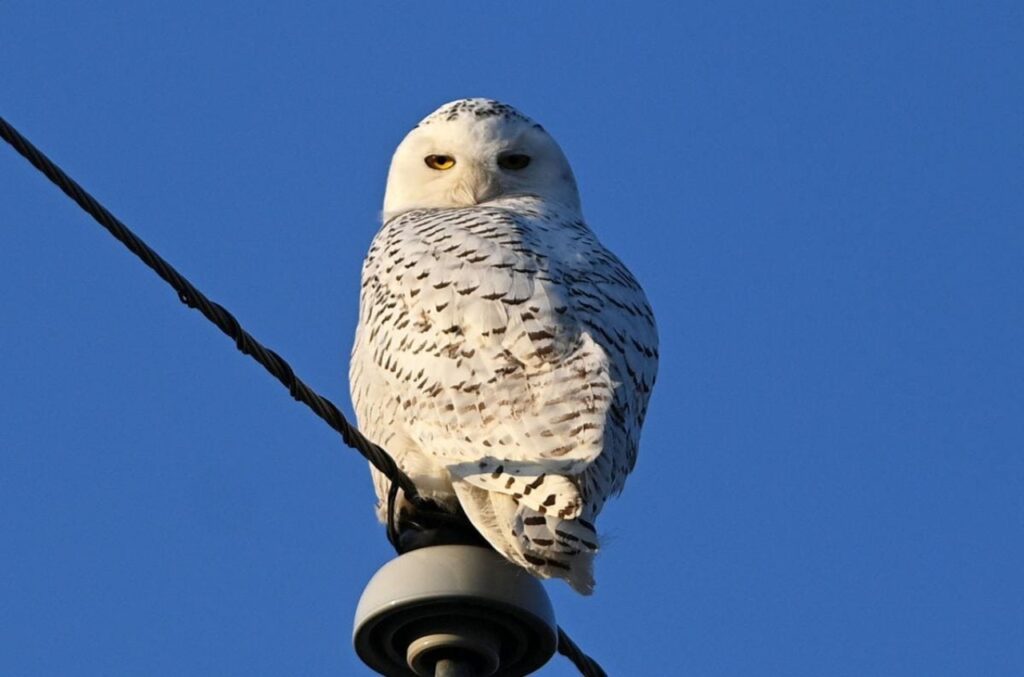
451,480,598,595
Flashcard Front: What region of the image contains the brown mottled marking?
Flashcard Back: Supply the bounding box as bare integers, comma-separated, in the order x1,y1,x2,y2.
549,443,577,457
555,529,579,542
523,554,547,566
525,475,546,492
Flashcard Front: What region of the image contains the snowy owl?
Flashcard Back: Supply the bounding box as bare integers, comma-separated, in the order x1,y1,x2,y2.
349,98,658,593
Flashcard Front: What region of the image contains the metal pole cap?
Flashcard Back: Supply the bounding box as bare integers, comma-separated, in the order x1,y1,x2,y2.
353,545,557,676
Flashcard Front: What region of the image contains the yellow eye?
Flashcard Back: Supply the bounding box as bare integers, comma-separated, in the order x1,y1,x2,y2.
497,153,531,170
425,154,456,170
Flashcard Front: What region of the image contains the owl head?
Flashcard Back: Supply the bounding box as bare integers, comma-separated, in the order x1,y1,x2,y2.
382,98,581,221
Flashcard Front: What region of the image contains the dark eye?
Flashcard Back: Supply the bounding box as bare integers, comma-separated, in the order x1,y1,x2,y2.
424,154,455,170
497,153,531,170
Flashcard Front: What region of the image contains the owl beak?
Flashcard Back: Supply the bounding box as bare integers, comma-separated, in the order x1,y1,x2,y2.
462,163,502,205
471,180,501,204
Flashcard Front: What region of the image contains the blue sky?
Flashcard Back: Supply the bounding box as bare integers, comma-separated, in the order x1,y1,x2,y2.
2,2,1022,675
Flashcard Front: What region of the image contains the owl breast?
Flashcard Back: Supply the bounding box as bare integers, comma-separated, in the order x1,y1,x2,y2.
349,195,657,592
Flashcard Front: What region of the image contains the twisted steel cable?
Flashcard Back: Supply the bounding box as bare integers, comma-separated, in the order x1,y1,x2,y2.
0,114,422,506
558,628,608,677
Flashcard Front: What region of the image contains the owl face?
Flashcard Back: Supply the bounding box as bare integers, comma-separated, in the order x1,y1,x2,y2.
382,99,581,221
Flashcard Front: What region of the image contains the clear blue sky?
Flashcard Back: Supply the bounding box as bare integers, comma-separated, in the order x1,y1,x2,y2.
2,2,1022,675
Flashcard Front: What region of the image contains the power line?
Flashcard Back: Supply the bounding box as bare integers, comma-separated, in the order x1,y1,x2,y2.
0,114,421,507
557,628,607,677
1,114,607,677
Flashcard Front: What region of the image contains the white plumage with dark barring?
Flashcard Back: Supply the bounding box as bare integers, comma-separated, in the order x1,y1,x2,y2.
350,98,658,593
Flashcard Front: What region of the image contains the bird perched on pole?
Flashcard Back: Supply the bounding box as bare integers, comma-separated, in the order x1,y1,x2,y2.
350,99,658,594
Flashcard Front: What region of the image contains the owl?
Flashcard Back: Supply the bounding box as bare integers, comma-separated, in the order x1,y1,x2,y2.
349,99,658,594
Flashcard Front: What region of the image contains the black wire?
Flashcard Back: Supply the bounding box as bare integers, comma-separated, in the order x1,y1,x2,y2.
386,482,401,551
0,114,423,508
558,627,608,677
0,113,607,677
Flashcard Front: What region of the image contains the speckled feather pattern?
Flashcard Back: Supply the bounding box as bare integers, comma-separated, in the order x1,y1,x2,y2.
350,100,658,593
418,98,535,127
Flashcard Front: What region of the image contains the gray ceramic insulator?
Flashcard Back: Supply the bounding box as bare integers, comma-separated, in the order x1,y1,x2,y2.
353,545,557,676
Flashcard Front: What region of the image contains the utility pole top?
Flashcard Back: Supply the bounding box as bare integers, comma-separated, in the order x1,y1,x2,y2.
353,545,557,676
